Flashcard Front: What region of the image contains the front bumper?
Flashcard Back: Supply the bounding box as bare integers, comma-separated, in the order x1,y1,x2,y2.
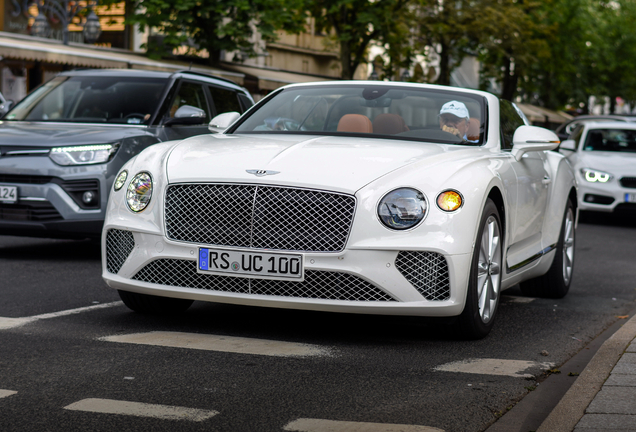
577,181,636,212
102,228,472,317
0,159,107,238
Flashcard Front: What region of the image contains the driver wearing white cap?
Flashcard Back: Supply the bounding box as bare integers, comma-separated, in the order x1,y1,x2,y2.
439,101,477,143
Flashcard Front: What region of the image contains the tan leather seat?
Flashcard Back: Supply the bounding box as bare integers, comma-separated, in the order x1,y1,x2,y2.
373,113,409,135
337,114,373,133
467,118,480,141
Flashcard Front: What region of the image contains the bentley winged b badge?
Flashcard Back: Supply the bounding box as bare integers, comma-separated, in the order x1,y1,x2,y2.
246,169,280,177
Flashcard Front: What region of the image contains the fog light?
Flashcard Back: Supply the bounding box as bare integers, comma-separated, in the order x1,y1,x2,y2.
83,191,96,204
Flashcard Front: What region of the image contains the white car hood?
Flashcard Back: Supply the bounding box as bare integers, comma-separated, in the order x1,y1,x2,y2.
166,134,468,194
578,151,636,173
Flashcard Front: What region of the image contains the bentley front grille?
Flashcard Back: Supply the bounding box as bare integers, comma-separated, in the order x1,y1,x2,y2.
395,251,450,301
132,259,396,302
165,184,356,252
106,229,135,274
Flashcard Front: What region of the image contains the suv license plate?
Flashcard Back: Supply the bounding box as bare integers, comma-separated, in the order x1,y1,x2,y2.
626,193,636,203
198,247,304,281
0,185,17,203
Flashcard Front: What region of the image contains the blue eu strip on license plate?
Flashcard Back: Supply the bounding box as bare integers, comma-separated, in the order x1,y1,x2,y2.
198,247,304,280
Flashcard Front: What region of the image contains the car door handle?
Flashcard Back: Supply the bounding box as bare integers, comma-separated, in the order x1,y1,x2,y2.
542,176,552,185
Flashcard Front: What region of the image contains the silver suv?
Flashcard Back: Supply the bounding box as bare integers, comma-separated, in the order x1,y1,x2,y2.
0,69,253,239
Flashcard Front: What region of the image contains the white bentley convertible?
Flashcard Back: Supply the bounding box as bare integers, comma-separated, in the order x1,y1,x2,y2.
102,82,577,339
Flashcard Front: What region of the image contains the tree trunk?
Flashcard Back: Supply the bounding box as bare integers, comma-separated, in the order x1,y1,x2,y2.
437,42,451,86
340,43,353,80
501,57,518,101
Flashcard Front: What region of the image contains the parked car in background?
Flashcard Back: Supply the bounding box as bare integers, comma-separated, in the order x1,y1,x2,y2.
560,122,636,213
102,81,577,339
0,69,253,239
555,114,636,140
0,91,14,117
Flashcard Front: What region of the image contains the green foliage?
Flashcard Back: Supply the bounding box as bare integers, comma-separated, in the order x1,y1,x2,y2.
304,0,410,79
123,0,306,65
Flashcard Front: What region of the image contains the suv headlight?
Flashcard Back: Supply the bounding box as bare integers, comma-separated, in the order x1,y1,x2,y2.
49,143,119,166
377,188,427,230
581,168,613,183
126,172,153,212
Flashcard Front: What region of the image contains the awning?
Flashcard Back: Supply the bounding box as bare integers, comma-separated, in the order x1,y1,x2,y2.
221,63,334,92
517,103,573,125
0,32,244,85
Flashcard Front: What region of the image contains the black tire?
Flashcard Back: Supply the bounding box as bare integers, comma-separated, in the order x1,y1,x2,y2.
520,199,575,299
118,290,193,314
457,199,503,340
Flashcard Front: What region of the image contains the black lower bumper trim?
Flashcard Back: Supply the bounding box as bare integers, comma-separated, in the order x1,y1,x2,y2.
0,219,104,239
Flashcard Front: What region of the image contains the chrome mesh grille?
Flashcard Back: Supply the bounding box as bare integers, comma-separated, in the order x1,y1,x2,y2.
132,259,396,302
106,229,135,274
165,184,356,252
395,251,450,301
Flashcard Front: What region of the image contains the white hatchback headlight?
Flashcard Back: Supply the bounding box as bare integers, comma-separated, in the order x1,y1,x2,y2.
377,188,427,230
581,168,613,183
126,172,153,212
49,144,119,166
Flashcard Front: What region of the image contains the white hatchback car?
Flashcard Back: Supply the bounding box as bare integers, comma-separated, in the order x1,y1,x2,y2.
102,81,577,339
560,122,636,212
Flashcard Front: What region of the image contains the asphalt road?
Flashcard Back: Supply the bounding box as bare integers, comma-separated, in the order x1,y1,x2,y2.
1,211,635,432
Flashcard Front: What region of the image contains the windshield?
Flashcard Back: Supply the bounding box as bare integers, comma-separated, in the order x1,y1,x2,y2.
233,84,487,145
583,129,636,152
5,75,169,125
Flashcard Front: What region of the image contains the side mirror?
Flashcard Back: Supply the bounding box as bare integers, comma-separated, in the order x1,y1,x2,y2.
559,139,577,152
164,105,206,126
511,125,561,161
208,111,240,133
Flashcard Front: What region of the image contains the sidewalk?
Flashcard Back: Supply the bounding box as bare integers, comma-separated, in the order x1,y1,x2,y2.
537,313,636,432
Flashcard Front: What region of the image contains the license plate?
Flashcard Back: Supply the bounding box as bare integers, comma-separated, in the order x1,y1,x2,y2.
198,247,304,280
0,185,17,203
626,193,636,203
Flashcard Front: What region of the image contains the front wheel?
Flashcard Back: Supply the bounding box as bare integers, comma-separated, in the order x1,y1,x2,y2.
457,199,503,339
520,199,575,298
118,290,193,314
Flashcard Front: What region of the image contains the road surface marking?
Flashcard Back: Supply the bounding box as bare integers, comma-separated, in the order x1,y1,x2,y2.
100,331,331,357
284,418,444,432
64,398,218,421
434,358,555,378
0,390,17,399
0,302,123,330
503,296,535,303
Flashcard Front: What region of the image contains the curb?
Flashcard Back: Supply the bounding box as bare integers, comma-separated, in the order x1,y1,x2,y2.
537,313,636,432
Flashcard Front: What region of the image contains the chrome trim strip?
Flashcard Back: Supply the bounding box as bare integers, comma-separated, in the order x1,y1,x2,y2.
507,243,557,272
5,150,50,155
19,197,48,202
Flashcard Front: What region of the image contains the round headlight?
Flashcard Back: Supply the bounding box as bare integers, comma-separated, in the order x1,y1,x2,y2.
437,190,463,212
113,170,128,191
377,188,427,230
126,172,153,212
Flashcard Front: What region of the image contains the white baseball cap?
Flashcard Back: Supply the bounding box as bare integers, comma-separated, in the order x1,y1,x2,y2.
439,101,470,119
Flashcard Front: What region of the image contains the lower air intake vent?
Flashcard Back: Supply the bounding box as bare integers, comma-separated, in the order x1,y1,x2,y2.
106,229,135,274
132,259,396,302
395,251,450,301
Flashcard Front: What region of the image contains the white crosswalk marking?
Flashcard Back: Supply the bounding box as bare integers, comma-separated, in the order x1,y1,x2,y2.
100,331,331,357
502,295,535,303
0,390,17,399
434,358,555,378
64,398,218,421
284,418,444,432
0,302,123,330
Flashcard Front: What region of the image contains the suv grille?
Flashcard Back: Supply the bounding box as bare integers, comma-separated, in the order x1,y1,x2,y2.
165,184,356,252
105,229,135,274
0,202,61,221
132,259,396,302
395,251,450,301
